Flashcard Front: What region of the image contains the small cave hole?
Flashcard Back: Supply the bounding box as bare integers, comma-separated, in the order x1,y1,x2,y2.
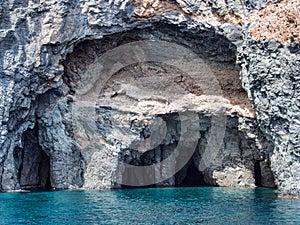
18,125,51,191
254,161,262,187
175,159,208,187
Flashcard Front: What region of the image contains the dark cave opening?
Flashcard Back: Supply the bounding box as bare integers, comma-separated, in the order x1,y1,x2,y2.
254,161,262,187
115,113,210,189
17,125,51,190
175,159,208,187
253,160,276,188
119,158,209,189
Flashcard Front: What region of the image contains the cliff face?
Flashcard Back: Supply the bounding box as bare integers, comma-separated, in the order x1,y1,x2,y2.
0,0,298,196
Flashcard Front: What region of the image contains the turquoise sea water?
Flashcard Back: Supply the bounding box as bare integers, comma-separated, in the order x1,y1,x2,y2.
0,187,300,224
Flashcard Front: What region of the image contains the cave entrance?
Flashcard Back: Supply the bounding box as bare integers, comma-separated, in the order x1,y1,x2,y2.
254,161,262,187
114,113,210,189
61,23,274,190
17,125,51,191
118,155,209,189
254,160,276,188
175,157,208,187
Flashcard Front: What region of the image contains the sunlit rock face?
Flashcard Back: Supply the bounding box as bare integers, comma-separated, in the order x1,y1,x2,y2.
0,0,298,196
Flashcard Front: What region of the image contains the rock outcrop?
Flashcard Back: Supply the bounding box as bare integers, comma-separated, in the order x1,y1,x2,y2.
0,0,298,197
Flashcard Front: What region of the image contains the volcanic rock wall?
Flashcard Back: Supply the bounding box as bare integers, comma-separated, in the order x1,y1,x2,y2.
0,0,298,196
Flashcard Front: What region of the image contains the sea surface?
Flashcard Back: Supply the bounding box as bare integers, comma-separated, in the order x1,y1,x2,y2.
0,187,299,224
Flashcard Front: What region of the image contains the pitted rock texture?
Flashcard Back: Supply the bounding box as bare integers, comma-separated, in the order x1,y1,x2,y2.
238,37,300,196
0,0,298,197
249,0,299,43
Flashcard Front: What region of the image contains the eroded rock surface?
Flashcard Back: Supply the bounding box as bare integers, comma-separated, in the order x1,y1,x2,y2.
0,0,298,196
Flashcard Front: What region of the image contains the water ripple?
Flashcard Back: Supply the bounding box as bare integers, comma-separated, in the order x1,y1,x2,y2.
0,187,299,225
